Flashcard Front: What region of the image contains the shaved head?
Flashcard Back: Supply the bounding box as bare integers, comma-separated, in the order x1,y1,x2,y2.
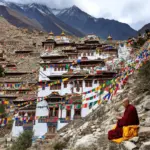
122,97,129,108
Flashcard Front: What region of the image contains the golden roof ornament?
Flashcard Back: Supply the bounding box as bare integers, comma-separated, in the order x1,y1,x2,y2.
107,35,112,40
61,31,65,36
49,31,54,36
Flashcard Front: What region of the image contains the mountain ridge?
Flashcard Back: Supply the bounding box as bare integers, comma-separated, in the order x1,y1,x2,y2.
56,5,137,40
0,1,138,39
0,0,84,37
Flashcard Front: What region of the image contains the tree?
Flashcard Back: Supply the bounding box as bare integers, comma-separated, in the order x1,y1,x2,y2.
11,130,33,150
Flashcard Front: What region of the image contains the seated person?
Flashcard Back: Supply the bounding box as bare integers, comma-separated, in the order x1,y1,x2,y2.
108,97,139,141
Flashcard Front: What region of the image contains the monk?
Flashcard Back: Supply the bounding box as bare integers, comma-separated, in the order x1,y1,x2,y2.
108,98,139,140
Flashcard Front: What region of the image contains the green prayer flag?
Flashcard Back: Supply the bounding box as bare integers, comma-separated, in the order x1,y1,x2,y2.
100,91,104,95
94,101,98,105
92,89,95,92
90,96,93,100
77,104,81,109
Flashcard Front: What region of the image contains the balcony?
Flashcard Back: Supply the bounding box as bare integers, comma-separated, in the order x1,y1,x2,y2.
38,117,58,123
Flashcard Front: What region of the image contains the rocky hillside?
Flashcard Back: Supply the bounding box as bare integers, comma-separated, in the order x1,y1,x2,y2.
28,44,150,150
139,23,150,34
0,17,46,81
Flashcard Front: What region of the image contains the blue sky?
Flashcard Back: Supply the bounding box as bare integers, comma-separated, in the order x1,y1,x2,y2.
5,0,150,30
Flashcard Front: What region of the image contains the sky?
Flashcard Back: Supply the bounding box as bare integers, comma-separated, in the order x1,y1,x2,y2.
5,0,150,30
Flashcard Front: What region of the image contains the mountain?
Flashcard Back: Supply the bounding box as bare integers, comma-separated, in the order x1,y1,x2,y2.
138,23,150,34
0,5,43,31
57,5,137,40
0,1,84,37
0,0,137,39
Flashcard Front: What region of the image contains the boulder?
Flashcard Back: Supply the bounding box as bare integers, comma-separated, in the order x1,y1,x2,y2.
96,128,101,132
59,133,65,137
129,137,139,143
123,141,137,150
139,141,150,150
143,96,150,110
7,137,12,142
139,127,150,138
91,125,96,129
74,134,97,148
144,118,150,127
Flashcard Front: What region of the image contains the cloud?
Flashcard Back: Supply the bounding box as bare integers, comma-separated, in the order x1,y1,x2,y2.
5,0,150,30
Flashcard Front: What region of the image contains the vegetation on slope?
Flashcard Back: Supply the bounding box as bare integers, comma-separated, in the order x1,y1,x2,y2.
10,130,33,150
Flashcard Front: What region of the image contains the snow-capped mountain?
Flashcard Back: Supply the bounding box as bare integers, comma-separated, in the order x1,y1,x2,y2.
51,8,68,15
0,0,84,36
0,0,137,39
56,5,137,40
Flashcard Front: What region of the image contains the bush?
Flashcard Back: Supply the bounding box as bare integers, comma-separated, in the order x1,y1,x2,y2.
11,130,33,150
53,140,67,150
6,120,13,130
0,104,5,114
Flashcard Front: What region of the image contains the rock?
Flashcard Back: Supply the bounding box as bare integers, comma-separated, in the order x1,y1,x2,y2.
144,118,150,127
129,137,139,143
60,133,65,137
75,134,97,148
139,141,150,150
7,137,12,142
96,128,101,132
91,126,96,129
123,141,137,150
143,96,150,110
139,127,150,138
79,122,89,130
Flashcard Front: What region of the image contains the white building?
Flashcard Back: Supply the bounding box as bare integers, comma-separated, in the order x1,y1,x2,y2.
12,33,118,138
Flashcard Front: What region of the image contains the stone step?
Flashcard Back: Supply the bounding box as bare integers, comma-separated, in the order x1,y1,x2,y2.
139,126,150,138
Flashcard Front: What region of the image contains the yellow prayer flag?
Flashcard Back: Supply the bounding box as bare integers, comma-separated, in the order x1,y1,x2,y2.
98,100,101,105
110,89,113,93
62,78,69,82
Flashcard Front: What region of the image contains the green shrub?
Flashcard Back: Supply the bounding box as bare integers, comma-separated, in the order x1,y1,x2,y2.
0,104,5,114
53,140,67,150
6,120,13,130
11,130,33,150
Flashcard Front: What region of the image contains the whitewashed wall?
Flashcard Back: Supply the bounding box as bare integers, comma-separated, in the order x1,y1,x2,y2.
12,121,24,137
33,100,49,137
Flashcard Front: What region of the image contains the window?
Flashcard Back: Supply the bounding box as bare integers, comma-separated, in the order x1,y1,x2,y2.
58,67,61,71
54,67,57,71
85,81,92,87
75,81,82,87
66,110,71,117
43,66,46,71
42,86,45,90
75,109,81,116
94,80,97,84
64,82,68,88
91,52,94,56
50,84,61,90
49,108,58,117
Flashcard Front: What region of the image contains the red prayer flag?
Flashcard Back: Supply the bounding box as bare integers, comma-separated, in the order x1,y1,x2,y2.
82,103,88,108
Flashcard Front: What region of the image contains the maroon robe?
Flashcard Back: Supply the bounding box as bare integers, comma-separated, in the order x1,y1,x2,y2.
108,104,139,140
